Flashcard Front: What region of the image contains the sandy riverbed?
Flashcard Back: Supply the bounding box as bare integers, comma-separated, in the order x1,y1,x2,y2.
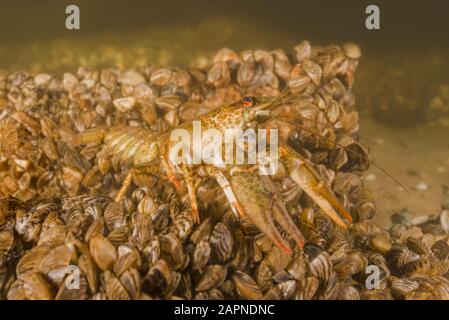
360,117,449,228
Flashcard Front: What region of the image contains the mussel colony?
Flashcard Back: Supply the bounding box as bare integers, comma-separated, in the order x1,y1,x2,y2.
1,42,449,300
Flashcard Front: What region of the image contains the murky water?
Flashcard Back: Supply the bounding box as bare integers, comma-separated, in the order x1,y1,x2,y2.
1,1,448,114
0,0,448,223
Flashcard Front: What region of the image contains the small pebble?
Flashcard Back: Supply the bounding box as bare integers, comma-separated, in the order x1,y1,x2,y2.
437,166,446,173
412,215,431,226
364,173,377,181
440,210,449,234
414,182,429,191
391,211,412,226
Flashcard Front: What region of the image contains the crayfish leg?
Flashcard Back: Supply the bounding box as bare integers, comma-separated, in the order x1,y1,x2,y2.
185,174,200,224
115,169,134,203
175,163,202,224
161,156,182,190
204,167,243,219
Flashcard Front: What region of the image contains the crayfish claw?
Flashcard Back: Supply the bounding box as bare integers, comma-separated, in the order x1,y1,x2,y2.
281,145,352,229
272,197,305,248
229,170,298,254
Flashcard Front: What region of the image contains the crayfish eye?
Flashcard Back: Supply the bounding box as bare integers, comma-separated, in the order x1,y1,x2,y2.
242,96,254,107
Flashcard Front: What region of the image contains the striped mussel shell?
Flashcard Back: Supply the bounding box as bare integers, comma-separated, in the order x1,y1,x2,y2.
159,233,186,271
305,244,333,285
231,270,263,300
55,274,88,300
359,288,393,300
385,244,421,276
0,230,22,267
337,283,360,300
404,275,449,300
390,277,420,299
195,264,227,292
406,237,430,255
255,261,273,292
295,276,320,300
262,245,292,274
209,222,233,264
191,240,210,271
142,259,172,296
334,250,367,280
431,240,449,261
103,270,131,300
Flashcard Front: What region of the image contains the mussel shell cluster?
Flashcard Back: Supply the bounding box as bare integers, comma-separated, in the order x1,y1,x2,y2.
0,42,408,300
2,194,449,300
0,41,372,221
